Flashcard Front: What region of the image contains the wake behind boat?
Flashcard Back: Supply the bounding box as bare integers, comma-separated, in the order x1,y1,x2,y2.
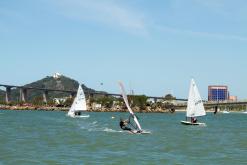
181,79,206,126
67,84,89,118
118,82,151,134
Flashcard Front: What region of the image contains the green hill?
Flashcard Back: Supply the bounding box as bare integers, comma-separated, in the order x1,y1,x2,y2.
0,74,98,102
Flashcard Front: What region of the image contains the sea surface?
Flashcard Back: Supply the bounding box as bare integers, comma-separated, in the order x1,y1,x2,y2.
0,110,246,165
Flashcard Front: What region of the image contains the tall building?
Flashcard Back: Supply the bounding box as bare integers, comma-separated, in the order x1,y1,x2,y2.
208,85,228,101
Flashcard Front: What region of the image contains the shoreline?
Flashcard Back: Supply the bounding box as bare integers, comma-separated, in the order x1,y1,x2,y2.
0,105,245,113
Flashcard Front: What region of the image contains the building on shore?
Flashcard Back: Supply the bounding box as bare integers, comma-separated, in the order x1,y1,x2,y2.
229,95,237,101
208,85,228,101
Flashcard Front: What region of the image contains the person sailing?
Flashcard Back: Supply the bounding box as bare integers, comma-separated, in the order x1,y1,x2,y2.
191,117,197,123
214,106,218,114
119,118,132,132
119,115,142,133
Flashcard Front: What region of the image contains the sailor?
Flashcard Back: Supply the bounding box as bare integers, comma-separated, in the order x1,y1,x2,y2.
75,111,81,116
191,117,197,123
119,118,132,132
214,106,218,114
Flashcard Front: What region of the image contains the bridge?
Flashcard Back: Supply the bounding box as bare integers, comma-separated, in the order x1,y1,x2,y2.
0,83,187,103
0,84,245,110
175,101,247,110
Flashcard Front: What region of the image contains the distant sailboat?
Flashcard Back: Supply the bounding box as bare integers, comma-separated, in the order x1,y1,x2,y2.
118,82,150,134
222,109,230,114
243,105,247,114
67,84,89,118
181,79,206,126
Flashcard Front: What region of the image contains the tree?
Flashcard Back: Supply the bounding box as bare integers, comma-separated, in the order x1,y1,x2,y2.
164,94,176,100
129,95,148,110
31,96,44,106
94,96,116,108
63,97,74,107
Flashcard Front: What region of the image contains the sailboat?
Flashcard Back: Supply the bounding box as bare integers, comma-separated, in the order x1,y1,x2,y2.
222,109,230,114
181,79,206,126
67,84,89,118
118,82,150,134
243,105,247,114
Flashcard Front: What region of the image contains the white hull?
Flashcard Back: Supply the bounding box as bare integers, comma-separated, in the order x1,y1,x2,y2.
67,114,90,118
222,111,230,114
181,120,206,126
127,130,151,134
74,114,90,118
243,111,247,114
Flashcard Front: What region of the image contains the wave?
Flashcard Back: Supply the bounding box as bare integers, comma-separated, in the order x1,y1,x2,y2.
103,128,123,133
78,121,122,133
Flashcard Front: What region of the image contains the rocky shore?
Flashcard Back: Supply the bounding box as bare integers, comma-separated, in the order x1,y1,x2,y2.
0,105,68,111
0,105,175,113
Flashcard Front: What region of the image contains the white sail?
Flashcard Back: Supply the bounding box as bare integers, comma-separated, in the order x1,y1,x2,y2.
68,85,87,117
118,82,142,131
186,79,206,117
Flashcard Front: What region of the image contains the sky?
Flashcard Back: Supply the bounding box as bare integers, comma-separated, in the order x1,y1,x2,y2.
0,0,247,100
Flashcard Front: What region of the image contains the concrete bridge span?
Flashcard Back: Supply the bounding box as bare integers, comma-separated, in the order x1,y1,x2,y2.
0,83,186,104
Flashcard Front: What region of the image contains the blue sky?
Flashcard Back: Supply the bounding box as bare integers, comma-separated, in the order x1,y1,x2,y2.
0,0,247,99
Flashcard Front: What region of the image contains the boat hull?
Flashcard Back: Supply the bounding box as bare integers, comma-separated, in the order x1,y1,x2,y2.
67,114,90,118
74,115,90,118
127,130,151,134
181,121,206,126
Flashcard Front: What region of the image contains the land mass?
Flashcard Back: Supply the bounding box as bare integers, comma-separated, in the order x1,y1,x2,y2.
0,74,98,102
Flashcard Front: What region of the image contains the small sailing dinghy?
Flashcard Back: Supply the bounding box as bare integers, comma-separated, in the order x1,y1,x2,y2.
222,109,230,114
243,105,247,114
118,82,151,134
181,79,206,126
67,84,89,118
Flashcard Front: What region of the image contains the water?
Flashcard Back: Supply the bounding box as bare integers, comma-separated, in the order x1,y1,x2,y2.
0,110,246,165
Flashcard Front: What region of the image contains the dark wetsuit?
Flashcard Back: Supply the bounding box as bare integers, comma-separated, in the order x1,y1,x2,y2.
119,120,132,131
214,106,218,114
75,111,81,116
191,117,197,123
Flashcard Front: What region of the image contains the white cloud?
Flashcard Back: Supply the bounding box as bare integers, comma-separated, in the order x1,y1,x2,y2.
156,25,247,41
53,0,148,36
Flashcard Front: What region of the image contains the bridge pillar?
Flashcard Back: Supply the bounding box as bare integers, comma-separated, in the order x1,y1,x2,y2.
19,88,27,102
154,98,158,103
43,90,48,103
5,87,11,103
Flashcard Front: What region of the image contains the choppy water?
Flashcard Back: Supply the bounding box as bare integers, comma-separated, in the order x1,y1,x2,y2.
0,110,246,165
